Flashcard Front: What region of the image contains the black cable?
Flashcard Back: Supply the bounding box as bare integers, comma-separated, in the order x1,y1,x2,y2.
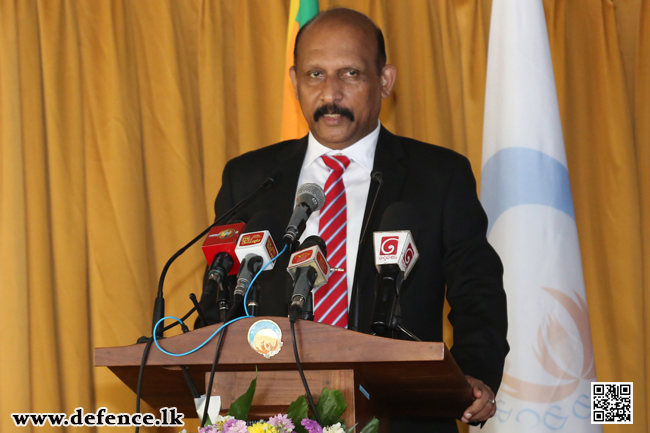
290,320,322,425
199,297,245,426
134,338,154,433
180,365,201,399
190,293,208,328
162,305,197,332
201,328,227,427
397,325,422,341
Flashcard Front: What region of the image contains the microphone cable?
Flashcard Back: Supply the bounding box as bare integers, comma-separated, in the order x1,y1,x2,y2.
290,320,322,426
134,338,154,433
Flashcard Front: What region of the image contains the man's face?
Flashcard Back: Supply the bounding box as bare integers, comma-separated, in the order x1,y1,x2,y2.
290,19,396,150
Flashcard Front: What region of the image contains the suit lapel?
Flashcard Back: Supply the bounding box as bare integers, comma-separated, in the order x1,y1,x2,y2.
351,126,408,332
271,136,308,223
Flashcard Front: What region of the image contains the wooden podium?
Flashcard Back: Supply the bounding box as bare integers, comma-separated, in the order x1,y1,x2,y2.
95,317,473,431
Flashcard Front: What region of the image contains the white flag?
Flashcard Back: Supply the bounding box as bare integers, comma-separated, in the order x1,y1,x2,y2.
477,1,601,431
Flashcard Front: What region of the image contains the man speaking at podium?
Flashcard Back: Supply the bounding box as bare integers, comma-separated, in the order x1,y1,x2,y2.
205,8,508,432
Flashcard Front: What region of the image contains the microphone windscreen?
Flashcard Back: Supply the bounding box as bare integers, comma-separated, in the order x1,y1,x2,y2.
299,235,327,256
243,211,284,246
296,183,326,212
378,202,421,241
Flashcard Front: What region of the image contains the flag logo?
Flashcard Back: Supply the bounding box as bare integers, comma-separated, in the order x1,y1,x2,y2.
478,1,599,431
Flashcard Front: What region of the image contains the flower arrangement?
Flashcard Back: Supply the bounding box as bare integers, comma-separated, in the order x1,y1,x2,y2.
183,375,378,433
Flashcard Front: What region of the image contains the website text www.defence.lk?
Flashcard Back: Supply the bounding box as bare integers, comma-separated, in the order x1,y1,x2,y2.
11,407,184,427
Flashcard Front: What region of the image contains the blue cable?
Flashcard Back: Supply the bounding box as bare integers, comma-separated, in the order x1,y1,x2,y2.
153,244,288,357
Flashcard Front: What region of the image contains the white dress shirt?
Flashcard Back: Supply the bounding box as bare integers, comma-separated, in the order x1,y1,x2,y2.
295,121,380,304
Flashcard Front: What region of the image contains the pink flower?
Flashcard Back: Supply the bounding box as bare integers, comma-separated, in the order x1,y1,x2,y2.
269,414,295,433
301,419,323,433
223,419,248,433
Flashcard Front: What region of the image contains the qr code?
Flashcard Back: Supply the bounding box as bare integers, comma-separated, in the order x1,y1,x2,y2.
591,382,632,424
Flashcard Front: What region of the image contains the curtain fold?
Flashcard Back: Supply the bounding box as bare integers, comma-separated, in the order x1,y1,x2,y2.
0,1,646,432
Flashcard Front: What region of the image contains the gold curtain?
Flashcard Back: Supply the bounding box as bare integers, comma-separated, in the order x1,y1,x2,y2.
0,1,646,432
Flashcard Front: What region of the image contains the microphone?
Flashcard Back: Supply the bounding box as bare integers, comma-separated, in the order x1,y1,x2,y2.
231,211,283,309
371,202,421,336
202,220,247,284
283,183,326,245
287,236,330,323
197,217,247,324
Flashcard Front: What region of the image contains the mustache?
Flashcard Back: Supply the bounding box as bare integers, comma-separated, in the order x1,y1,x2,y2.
313,104,355,122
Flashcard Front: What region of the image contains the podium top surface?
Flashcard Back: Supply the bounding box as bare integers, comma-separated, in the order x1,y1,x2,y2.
95,317,445,368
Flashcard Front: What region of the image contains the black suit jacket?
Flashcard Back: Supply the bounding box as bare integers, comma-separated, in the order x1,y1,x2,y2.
209,127,508,432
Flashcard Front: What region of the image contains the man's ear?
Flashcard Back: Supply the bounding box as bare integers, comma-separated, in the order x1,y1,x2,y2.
289,66,299,99
380,65,397,99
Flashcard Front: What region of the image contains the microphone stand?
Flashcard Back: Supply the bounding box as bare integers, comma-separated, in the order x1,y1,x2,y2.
299,291,314,321
216,281,232,323
349,171,383,331
246,282,260,316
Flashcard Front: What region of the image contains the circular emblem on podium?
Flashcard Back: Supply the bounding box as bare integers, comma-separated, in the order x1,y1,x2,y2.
248,319,283,359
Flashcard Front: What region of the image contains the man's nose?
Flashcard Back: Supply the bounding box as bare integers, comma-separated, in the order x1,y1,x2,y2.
320,75,343,103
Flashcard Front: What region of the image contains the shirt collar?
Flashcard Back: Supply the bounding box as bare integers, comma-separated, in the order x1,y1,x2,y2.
303,121,380,172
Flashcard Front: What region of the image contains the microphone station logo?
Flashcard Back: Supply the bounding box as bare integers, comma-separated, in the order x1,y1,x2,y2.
209,228,239,239
290,250,313,265
239,232,264,246
316,252,329,274
265,237,278,259
403,243,415,267
379,236,399,259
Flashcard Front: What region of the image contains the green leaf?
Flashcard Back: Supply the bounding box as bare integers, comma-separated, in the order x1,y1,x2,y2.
346,422,358,433
359,417,379,433
203,415,212,427
287,395,309,433
315,388,347,427
226,373,257,420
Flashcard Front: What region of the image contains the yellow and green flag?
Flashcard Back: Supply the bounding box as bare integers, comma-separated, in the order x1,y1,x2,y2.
281,0,319,140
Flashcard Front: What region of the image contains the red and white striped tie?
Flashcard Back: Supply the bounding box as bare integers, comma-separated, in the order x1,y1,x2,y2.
314,154,350,328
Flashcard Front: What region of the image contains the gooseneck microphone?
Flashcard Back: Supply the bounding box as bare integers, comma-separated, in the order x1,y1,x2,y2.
287,236,330,322
370,202,421,337
283,183,326,245
349,170,383,331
